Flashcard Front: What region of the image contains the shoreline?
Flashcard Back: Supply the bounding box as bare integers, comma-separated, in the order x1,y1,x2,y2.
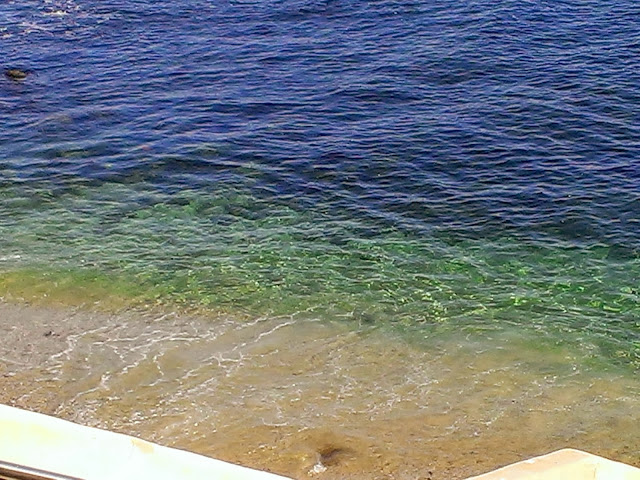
3,404,637,480
1,300,638,479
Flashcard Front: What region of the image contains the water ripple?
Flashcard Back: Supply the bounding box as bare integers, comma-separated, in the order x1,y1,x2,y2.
1,0,639,362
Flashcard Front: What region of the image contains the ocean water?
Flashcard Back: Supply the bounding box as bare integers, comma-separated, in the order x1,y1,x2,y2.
1,0,639,477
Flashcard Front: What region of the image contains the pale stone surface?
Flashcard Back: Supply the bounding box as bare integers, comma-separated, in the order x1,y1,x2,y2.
0,403,290,480
467,448,640,480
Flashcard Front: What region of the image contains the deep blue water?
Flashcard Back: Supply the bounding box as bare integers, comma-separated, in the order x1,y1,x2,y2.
1,0,639,368
3,0,640,245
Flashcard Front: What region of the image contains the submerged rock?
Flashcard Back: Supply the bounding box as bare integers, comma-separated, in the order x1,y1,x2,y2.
5,69,29,80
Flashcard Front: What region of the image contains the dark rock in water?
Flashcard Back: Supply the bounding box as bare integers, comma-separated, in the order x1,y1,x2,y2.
317,446,353,466
5,69,29,80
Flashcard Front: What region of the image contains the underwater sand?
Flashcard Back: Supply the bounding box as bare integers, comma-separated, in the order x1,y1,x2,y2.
1,301,638,480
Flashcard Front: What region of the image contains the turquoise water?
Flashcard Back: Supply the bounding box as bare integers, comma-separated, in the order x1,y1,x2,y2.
2,0,640,371
1,179,638,371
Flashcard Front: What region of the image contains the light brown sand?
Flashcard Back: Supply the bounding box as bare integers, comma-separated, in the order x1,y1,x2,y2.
1,301,638,479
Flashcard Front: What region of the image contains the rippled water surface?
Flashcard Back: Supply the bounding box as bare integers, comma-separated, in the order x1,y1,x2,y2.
1,0,639,477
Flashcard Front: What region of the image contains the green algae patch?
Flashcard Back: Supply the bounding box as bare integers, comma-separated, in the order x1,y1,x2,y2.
0,269,166,312
0,181,639,372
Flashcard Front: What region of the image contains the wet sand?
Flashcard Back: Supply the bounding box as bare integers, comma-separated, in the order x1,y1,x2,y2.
1,301,638,479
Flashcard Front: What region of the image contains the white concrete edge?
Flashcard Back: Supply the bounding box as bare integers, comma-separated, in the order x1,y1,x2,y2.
3,403,639,480
466,448,640,480
0,403,291,480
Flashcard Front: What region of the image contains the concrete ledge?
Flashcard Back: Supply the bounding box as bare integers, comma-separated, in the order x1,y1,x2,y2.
2,403,638,480
467,448,640,480
0,404,290,480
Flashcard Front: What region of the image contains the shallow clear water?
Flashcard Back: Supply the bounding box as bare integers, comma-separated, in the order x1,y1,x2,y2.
1,0,639,476
1,180,638,370
1,303,638,479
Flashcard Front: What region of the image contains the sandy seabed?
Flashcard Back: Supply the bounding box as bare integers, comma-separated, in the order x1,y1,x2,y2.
1,301,638,480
